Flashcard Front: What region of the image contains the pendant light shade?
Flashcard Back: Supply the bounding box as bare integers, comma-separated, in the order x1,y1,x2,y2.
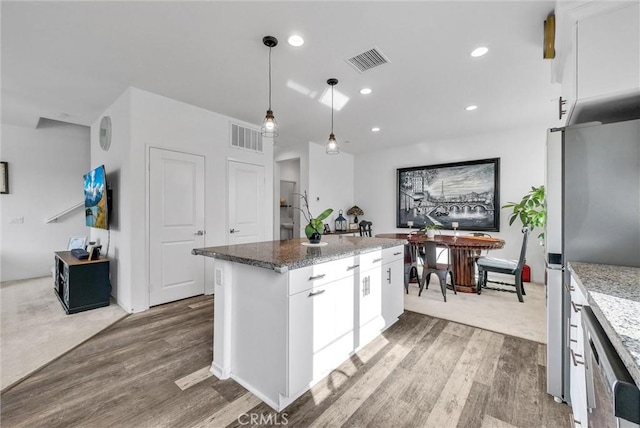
326,78,339,155
261,36,279,138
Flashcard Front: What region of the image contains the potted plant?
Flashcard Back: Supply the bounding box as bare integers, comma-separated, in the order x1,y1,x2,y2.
502,185,546,239
421,224,442,239
295,191,333,244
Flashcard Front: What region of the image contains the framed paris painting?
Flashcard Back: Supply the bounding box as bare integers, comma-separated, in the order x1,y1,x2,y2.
397,158,500,231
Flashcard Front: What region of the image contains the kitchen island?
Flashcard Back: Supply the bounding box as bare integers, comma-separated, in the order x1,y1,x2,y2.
193,235,405,411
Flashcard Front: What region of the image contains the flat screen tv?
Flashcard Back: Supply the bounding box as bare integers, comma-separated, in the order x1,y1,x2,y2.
84,165,109,229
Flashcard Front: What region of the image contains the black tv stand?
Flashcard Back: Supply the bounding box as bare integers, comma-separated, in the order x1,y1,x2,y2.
54,251,110,314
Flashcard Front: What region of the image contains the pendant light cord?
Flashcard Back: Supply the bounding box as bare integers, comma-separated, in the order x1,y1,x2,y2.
331,84,334,133
268,47,272,110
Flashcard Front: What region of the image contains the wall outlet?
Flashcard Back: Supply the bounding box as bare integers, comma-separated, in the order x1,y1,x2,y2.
215,268,223,286
9,217,24,224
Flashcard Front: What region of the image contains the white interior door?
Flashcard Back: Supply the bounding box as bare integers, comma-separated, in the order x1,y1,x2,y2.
228,160,265,245
149,148,205,306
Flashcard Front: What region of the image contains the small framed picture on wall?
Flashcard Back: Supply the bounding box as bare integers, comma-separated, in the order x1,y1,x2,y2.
0,162,8,194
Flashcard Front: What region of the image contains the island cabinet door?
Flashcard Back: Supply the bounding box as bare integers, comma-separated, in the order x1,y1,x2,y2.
358,265,384,347
287,276,355,396
381,256,404,328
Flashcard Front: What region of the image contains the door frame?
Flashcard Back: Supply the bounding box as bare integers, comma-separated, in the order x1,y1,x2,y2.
146,146,207,309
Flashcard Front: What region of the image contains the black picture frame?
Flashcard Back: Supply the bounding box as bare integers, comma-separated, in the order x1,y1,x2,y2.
397,158,500,231
0,162,8,194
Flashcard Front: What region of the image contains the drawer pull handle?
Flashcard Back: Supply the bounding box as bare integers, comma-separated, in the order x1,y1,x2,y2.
387,268,392,283
308,290,326,297
570,349,584,366
309,274,326,281
571,301,583,313
347,264,360,270
372,258,383,263
393,252,402,256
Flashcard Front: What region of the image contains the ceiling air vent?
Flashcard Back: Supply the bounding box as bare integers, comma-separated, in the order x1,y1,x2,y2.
345,46,390,73
230,123,263,153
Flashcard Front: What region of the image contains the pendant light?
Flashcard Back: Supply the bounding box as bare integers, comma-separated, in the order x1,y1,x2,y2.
261,36,278,138
326,78,339,155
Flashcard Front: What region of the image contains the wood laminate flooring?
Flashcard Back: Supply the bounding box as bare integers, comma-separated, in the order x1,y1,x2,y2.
0,295,571,428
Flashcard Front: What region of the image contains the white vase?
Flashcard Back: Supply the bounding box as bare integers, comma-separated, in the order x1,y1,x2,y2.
427,229,436,239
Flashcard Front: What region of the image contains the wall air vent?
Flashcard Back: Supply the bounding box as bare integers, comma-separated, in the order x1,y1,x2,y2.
230,123,263,153
345,46,390,73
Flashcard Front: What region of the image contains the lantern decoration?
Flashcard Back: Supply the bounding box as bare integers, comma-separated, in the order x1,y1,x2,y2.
347,205,364,224
335,209,347,232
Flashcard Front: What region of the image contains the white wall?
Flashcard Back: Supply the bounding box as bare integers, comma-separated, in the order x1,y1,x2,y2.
91,87,273,313
1,120,89,281
308,142,354,232
354,125,547,282
88,88,132,304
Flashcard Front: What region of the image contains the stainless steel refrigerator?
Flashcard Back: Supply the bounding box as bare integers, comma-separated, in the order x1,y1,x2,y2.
545,118,640,403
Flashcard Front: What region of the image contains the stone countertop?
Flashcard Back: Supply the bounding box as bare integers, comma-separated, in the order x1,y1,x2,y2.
192,236,406,273
568,262,640,386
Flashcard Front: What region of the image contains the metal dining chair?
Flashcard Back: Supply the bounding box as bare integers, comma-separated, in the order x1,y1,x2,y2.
403,235,421,294
476,227,529,302
418,241,456,302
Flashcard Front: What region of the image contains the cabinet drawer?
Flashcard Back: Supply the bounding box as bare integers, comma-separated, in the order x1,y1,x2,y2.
288,256,357,295
382,246,404,264
359,249,385,271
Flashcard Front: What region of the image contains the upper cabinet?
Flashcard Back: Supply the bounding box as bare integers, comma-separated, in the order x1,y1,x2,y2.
576,3,640,100
553,1,640,125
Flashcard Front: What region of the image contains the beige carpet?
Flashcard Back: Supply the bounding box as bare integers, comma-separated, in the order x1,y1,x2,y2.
1,276,128,390
404,276,546,344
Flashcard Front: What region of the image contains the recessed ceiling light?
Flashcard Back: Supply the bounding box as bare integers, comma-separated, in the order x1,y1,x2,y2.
288,35,304,47
359,88,372,95
465,105,478,111
470,47,488,57
371,127,380,132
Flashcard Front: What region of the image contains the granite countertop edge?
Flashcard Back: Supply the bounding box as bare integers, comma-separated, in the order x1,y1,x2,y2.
568,261,640,386
192,238,405,272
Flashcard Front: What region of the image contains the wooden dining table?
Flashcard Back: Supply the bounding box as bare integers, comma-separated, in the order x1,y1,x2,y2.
375,233,505,292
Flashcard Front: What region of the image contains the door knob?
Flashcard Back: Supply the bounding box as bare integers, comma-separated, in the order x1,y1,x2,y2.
194,230,205,236
230,228,240,234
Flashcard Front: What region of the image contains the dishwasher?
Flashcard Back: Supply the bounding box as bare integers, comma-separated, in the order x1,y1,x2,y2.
582,306,640,428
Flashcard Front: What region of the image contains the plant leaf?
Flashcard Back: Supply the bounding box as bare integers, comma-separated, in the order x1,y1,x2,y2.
315,208,334,222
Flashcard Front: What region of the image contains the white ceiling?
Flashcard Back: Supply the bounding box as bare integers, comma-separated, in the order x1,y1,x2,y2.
1,1,559,154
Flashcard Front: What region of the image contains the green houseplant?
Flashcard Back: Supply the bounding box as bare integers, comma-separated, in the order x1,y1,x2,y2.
502,185,546,239
421,223,442,239
295,191,333,244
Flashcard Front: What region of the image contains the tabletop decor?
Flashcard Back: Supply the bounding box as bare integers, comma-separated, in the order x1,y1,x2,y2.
397,158,500,232
296,191,333,244
347,205,364,224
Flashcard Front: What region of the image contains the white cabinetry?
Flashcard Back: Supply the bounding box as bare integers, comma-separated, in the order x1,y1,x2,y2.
359,250,385,346
576,3,640,100
212,244,405,411
381,248,405,327
288,274,355,397
554,2,640,125
568,274,589,428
